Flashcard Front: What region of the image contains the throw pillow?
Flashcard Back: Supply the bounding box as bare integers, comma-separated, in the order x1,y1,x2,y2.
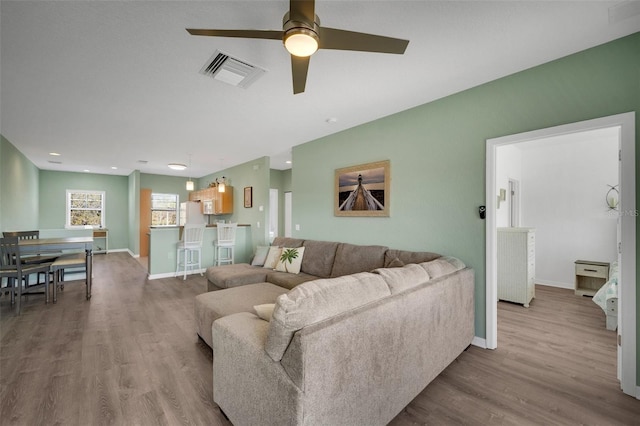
275,247,305,274
263,246,282,269
250,245,270,266
254,303,275,321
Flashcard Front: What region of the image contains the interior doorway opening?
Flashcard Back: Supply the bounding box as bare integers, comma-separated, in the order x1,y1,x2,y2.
485,112,636,397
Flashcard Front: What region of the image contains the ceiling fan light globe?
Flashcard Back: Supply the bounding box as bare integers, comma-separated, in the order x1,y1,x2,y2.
284,30,319,57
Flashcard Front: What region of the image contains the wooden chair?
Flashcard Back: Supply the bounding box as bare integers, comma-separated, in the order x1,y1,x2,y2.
214,223,237,266
0,237,53,314
3,230,60,283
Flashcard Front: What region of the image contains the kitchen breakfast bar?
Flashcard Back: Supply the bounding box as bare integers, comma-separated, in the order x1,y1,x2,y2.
147,224,252,279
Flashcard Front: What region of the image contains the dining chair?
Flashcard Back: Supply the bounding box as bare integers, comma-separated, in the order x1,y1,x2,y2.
3,230,60,283
214,223,237,266
0,237,53,314
175,223,206,280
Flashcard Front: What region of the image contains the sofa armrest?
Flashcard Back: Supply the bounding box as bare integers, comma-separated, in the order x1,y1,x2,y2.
212,312,303,425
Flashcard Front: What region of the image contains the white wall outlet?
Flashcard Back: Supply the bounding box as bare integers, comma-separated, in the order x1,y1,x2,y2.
259,205,264,211
295,224,300,231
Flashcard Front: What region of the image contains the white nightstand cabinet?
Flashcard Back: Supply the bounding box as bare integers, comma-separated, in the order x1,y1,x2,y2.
497,227,536,307
574,260,609,297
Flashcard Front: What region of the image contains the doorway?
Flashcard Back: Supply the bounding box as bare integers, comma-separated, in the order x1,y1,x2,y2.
486,112,636,397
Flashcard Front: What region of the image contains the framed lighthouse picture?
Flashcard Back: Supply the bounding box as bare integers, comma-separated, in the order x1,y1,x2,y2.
335,160,390,217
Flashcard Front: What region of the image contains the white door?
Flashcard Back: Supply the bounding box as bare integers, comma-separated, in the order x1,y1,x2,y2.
508,178,520,227
284,192,292,237
269,189,279,242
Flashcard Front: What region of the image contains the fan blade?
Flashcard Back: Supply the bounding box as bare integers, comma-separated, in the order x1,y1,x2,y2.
319,27,409,54
291,55,310,94
289,0,315,23
186,29,283,40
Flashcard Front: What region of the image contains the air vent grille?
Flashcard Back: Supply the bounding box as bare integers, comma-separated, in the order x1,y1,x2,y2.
200,50,266,89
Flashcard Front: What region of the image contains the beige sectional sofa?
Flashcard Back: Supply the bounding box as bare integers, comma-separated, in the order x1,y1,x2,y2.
195,237,475,426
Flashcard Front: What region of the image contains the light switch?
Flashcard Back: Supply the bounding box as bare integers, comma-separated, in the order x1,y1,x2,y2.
295,224,300,231
259,205,264,211
257,221,260,228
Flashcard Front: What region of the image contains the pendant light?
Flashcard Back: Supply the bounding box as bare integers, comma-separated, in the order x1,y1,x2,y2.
216,177,226,193
186,154,194,191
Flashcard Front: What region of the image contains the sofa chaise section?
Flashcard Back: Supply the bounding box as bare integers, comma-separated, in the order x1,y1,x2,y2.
212,265,475,426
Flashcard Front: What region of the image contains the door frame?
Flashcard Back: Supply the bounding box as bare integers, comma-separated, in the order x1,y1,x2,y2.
485,112,636,397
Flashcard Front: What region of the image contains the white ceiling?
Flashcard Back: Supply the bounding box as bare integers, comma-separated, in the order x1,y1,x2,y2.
1,1,638,179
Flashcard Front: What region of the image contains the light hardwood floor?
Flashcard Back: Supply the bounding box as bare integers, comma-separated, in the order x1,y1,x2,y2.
1,253,638,425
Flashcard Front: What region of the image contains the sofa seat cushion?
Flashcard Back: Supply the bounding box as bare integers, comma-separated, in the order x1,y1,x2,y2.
330,243,388,277
265,272,391,361
420,256,466,279
194,282,288,348
266,271,319,290
206,264,268,289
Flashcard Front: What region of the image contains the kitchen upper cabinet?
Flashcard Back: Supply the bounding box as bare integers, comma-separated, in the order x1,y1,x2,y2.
214,186,233,215
188,186,233,215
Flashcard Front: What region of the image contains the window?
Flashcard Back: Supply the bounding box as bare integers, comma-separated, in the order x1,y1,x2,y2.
66,190,105,228
151,193,179,226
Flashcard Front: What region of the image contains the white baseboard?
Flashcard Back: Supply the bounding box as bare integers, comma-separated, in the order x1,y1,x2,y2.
471,336,487,349
125,249,139,258
148,269,204,280
535,279,573,290
103,248,129,254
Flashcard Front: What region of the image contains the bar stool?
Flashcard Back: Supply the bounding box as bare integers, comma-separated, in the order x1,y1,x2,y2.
214,223,237,266
175,223,206,280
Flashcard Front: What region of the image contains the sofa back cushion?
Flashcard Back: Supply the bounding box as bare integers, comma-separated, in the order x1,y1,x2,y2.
419,256,466,279
271,237,304,248
384,249,441,267
330,243,388,277
372,263,431,294
300,240,340,278
265,272,391,361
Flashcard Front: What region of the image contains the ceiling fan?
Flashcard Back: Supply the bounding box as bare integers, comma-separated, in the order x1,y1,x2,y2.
186,0,409,94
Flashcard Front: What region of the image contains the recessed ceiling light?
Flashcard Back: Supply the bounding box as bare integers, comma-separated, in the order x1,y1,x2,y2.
286,160,292,164
326,117,337,124
137,160,148,164
49,152,61,156
168,163,187,170
111,166,118,170
83,169,90,173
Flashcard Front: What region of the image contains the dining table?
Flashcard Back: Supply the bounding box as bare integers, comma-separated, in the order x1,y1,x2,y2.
18,236,94,300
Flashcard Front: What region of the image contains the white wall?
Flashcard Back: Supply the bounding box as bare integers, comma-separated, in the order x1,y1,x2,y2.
518,128,619,288
496,145,523,228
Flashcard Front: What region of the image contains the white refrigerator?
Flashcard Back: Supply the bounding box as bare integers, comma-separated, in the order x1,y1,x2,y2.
179,201,205,226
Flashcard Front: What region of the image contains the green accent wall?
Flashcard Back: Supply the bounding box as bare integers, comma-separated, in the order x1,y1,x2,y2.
293,33,640,382
39,170,130,250
199,156,271,253
1,135,39,231
140,173,191,204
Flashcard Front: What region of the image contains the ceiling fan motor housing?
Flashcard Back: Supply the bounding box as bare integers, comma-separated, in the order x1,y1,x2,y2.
282,12,320,56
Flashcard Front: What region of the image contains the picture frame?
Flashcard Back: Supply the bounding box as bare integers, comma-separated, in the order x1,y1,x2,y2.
335,160,390,217
244,186,253,208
